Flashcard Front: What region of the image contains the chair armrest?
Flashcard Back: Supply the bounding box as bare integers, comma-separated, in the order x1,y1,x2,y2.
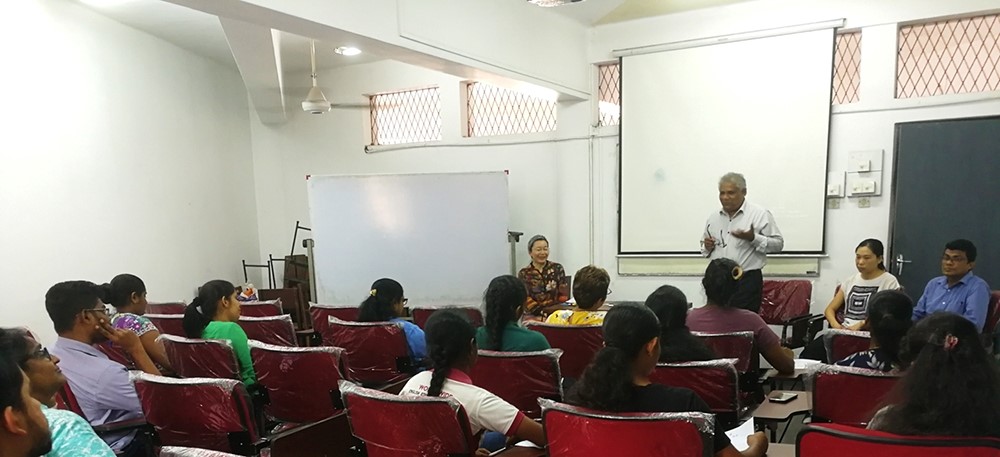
92,417,149,434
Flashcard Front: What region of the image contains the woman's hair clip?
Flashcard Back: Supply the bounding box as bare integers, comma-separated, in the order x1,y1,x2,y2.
369,289,377,297
731,266,744,281
943,334,959,351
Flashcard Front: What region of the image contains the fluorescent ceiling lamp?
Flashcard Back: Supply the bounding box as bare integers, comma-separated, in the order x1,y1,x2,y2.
334,46,362,56
79,0,135,7
528,0,584,6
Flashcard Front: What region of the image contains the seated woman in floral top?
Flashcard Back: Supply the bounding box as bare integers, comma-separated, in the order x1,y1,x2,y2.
102,274,172,371
517,235,569,317
835,290,912,372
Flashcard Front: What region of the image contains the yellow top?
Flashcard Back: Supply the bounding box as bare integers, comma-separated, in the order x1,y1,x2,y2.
545,309,606,326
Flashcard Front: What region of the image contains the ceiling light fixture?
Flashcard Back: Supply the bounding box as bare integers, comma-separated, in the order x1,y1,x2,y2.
302,40,331,115
527,0,584,7
334,46,362,56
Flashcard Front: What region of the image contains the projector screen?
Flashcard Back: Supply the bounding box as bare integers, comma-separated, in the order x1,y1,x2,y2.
619,28,835,254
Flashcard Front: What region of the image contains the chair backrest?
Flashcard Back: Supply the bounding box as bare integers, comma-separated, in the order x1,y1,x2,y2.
95,342,137,369
797,423,1000,457
147,302,188,315
237,299,283,318
54,382,84,415
760,280,813,324
650,359,740,423
823,329,872,363
146,314,186,337
984,291,1000,335
410,306,484,329
238,315,296,347
692,331,757,373
469,349,563,418
133,373,258,455
339,381,475,457
809,364,901,427
310,303,361,344
259,288,306,328
327,317,411,384
540,399,714,457
159,447,244,457
523,322,603,379
249,341,347,423
157,334,240,380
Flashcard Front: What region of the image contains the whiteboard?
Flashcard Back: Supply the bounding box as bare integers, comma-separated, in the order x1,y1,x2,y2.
619,28,834,253
307,172,510,305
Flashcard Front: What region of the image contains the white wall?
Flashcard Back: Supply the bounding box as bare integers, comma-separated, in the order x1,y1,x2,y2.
588,0,1000,311
0,1,260,343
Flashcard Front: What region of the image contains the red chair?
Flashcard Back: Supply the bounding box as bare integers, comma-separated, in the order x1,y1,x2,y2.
760,279,815,349
410,306,483,329
158,334,240,380
540,398,714,457
693,331,757,373
326,317,413,385
238,315,296,347
133,373,263,455
796,423,1000,456
524,322,603,379
95,341,137,369
146,314,186,337
249,341,347,423
809,364,900,427
650,358,742,428
823,329,871,363
259,288,307,329
984,291,1000,352
238,300,283,318
310,303,361,344
148,302,188,315
339,381,476,457
469,349,562,418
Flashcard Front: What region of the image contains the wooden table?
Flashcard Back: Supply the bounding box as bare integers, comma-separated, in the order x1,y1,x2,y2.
492,443,795,456
765,368,809,390
754,391,811,441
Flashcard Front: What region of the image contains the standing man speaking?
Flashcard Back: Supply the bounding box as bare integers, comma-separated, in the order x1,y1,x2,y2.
701,172,784,312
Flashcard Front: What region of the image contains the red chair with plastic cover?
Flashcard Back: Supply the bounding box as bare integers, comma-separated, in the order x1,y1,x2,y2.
310,303,360,344
540,398,714,457
760,280,815,348
339,381,476,457
823,329,871,363
95,341,137,369
984,291,1000,352
796,423,1000,457
326,317,413,385
238,300,283,318
148,302,188,315
650,358,742,428
523,322,603,379
238,315,296,347
410,306,483,329
158,334,240,380
693,331,757,374
809,364,900,427
133,373,261,455
146,314,186,337
249,341,347,423
469,349,563,418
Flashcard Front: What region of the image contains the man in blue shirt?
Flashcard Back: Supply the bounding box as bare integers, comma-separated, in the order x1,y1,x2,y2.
912,239,991,331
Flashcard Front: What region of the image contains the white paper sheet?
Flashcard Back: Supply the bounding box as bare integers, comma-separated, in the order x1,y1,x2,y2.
725,419,756,451
795,358,822,369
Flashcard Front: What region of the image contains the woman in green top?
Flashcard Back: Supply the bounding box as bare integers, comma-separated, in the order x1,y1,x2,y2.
181,280,256,386
475,275,550,352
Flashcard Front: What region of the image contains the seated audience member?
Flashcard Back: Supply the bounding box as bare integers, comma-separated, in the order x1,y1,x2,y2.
400,310,545,452
356,278,426,363
182,280,257,387
687,259,795,374
47,280,157,454
834,290,912,372
101,274,171,371
546,265,609,326
0,352,52,457
912,239,990,331
0,329,114,457
517,235,570,317
800,239,901,361
644,285,716,363
868,312,1000,437
567,304,767,457
476,275,550,352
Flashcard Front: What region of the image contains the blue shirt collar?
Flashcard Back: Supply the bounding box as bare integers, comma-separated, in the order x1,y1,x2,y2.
941,270,976,288
54,336,102,357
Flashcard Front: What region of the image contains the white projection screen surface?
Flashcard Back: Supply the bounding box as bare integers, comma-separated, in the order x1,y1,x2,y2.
619,28,835,254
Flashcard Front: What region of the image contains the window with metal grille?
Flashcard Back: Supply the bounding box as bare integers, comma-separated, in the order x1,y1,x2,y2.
369,87,442,145
465,82,557,137
833,32,861,104
897,14,1000,99
598,63,621,126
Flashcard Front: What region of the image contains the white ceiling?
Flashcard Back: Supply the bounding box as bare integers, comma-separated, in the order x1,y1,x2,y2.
546,0,759,25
